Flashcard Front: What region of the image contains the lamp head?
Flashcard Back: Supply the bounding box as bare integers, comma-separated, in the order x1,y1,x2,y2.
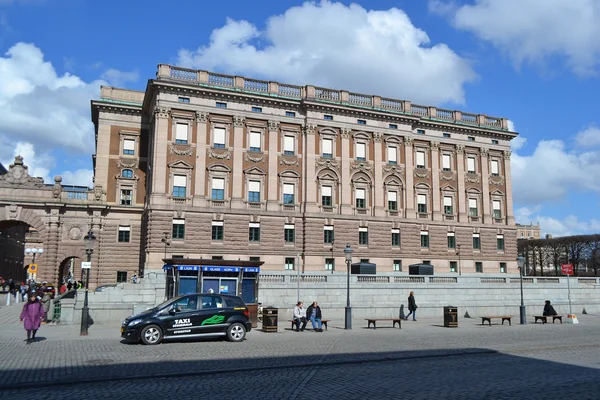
516,255,525,269
343,243,353,262
84,230,97,252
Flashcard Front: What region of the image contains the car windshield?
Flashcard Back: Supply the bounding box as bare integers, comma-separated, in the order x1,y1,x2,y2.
151,297,182,312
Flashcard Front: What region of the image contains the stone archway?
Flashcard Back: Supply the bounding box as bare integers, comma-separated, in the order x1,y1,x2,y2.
57,256,83,285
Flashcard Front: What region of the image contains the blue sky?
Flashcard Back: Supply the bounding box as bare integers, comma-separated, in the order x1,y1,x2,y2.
1,0,599,237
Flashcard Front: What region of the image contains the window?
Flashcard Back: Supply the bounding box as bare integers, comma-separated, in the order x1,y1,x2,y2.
248,180,261,203
213,127,226,148
116,271,128,283
449,261,457,273
123,139,135,155
324,115,333,121
120,189,132,206
468,136,475,141
286,111,296,117
252,106,262,113
417,129,425,135
122,169,133,179
355,188,366,209
360,259,370,263
387,146,397,165
447,232,456,249
443,133,451,138
322,138,333,158
491,160,499,176
473,233,481,249
469,198,478,217
416,151,425,169
211,256,223,260
216,102,227,108
493,200,502,218
321,186,332,207
443,196,453,215
175,123,188,144
500,262,507,273
497,234,505,251
249,256,260,262
417,194,427,213
211,221,223,241
389,124,398,129
467,156,476,173
442,154,451,171
420,231,429,248
249,131,261,152
285,257,295,270
325,258,335,271
172,219,185,240
359,227,368,245
392,229,400,247
249,223,260,242
284,224,295,243
475,262,483,273
118,226,130,243
211,178,225,200
173,175,187,198
178,97,190,103
393,260,402,271
355,142,366,161
282,183,295,204
283,136,295,155
388,191,398,211
492,139,499,145
357,119,366,125
324,225,334,244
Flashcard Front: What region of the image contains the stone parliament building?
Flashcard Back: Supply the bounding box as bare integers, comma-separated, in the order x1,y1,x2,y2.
0,64,519,287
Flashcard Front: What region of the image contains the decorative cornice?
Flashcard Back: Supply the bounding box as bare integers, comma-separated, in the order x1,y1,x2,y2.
503,150,512,160
480,147,489,157
489,175,504,185
0,155,45,189
268,120,280,131
117,158,139,169
155,107,170,118
430,141,440,151
465,173,480,183
279,156,299,166
315,157,340,170
383,164,405,174
169,145,194,156
304,124,317,135
373,132,383,143
403,136,413,146
195,111,208,123
340,128,351,139
440,171,457,181
233,115,245,128
207,148,231,160
245,152,265,163
414,170,429,179
455,144,465,154
350,160,374,174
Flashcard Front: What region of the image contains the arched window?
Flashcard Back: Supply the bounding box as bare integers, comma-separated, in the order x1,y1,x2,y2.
122,169,133,179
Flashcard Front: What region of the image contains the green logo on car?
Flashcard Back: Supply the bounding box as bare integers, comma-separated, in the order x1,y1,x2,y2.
202,314,226,325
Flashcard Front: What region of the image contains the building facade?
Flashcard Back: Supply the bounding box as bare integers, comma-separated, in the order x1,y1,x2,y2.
516,222,541,240
90,64,519,278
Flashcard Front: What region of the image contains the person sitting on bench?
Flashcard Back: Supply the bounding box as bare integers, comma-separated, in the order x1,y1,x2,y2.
293,301,307,332
543,300,557,316
306,301,324,332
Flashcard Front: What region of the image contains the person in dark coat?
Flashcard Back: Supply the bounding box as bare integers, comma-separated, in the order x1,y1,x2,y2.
306,301,324,332
20,293,46,344
405,291,417,321
543,300,557,316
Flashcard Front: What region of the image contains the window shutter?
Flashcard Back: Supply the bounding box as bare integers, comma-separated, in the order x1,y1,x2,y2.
417,194,426,204
416,151,425,166
442,154,451,169
284,136,294,152
214,127,226,145
387,147,397,162
250,131,261,148
123,139,135,151
173,175,187,187
444,196,452,206
388,191,397,201
322,186,332,196
249,181,260,192
356,143,366,158
322,138,333,154
283,183,294,195
356,188,365,199
175,123,188,141
212,178,225,190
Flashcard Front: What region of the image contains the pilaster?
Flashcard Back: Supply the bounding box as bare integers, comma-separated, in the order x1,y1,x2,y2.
404,137,416,219
480,147,491,224
373,132,385,216
456,144,467,222
266,120,280,211
304,124,319,213
503,150,515,225
193,111,208,207
431,141,442,221
231,115,245,209
150,107,170,205
340,128,352,214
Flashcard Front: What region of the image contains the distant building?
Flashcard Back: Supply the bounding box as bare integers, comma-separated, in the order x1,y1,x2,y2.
516,222,541,239
0,162,7,175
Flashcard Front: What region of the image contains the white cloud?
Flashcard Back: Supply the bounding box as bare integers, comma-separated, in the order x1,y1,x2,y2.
100,68,139,87
511,136,526,151
177,1,477,105
574,126,600,148
60,169,93,187
438,0,600,76
515,207,600,237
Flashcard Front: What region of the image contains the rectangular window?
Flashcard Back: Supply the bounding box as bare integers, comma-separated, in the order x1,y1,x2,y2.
473,233,481,249
500,262,507,273
449,261,457,273
252,106,262,113
120,189,132,206
172,219,185,240
359,227,368,245
116,271,128,283
442,154,451,171
249,256,260,262
416,151,425,168
118,226,130,243
355,188,366,209
248,180,261,203
211,221,224,241
283,183,295,204
497,234,505,251
392,229,400,247
393,259,402,271
123,139,135,155
388,191,398,211
283,136,295,155
324,115,333,121
324,225,334,244
468,136,475,141
492,139,499,145
322,186,332,207
417,194,427,213
173,175,187,198
213,127,226,148
447,232,456,249
175,123,188,144
325,258,334,271
216,102,227,108
249,131,261,152
355,142,366,161
357,119,366,125
211,178,225,200
475,262,483,273
284,257,295,270
469,198,478,217
389,124,398,129
178,97,190,103
322,138,333,158
467,157,476,173
420,231,429,248
491,160,499,176
249,223,260,242
443,133,451,138
211,256,223,260
284,224,295,243
387,146,397,165
443,196,453,215
493,200,502,218
285,111,296,117
417,129,425,135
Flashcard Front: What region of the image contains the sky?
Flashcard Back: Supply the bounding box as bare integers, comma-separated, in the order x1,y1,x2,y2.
0,0,599,237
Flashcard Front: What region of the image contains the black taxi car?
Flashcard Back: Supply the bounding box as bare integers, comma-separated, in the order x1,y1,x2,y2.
121,293,252,345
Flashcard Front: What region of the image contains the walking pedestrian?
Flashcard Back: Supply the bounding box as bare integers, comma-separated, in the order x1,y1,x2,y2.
405,291,417,321
20,293,45,344
41,291,52,323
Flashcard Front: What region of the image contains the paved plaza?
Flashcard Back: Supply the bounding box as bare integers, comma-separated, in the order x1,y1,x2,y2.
0,304,599,399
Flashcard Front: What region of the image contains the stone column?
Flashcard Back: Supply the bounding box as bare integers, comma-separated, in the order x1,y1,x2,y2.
340,128,352,215
430,141,442,221
503,150,515,225
480,148,491,224
404,137,416,219
193,111,208,207
304,124,318,213
456,144,466,222
46,210,61,284
231,115,245,209
266,120,280,211
373,132,385,216
150,107,170,205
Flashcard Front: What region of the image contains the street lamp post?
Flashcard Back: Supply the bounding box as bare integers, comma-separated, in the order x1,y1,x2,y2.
161,232,171,260
80,230,96,336
24,247,44,281
517,255,526,325
456,244,462,276
344,243,353,330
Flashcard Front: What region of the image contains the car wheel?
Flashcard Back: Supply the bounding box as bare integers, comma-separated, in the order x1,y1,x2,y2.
226,322,246,342
140,324,163,345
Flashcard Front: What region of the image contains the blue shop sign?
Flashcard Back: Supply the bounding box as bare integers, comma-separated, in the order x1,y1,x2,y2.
177,265,200,271
244,267,260,273
202,266,240,273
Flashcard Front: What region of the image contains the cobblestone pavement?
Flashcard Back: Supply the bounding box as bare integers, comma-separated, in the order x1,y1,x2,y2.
1,304,599,399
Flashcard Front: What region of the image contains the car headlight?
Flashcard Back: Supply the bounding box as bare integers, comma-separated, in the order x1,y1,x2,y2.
128,319,142,327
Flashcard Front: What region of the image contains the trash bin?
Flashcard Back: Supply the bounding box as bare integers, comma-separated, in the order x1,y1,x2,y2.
262,307,278,333
444,306,458,328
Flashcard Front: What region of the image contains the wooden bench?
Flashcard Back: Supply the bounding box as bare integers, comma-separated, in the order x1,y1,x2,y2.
365,318,402,330
288,319,330,331
534,315,563,324
480,316,513,326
